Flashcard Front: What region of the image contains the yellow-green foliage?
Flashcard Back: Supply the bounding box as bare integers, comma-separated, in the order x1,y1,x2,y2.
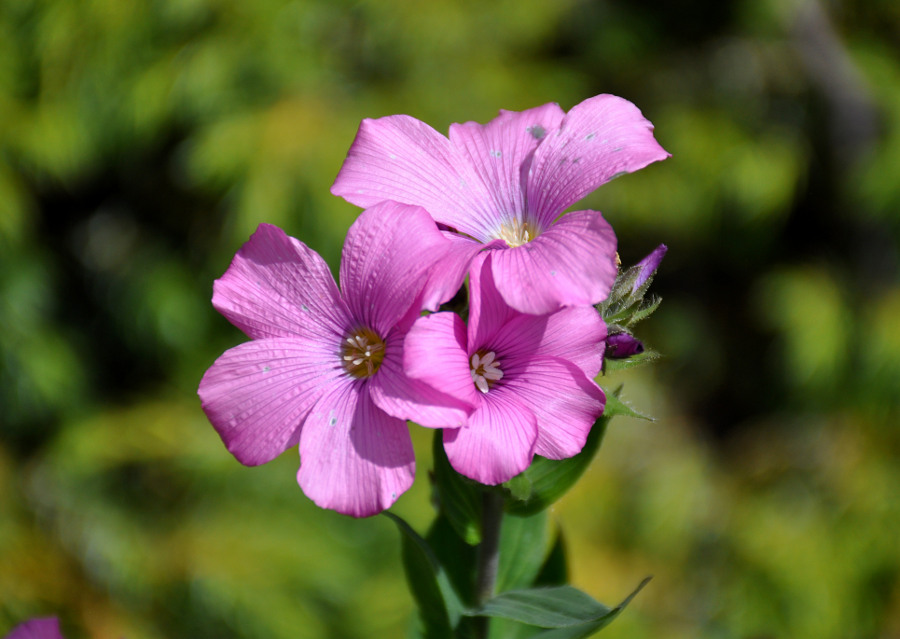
1,0,899,637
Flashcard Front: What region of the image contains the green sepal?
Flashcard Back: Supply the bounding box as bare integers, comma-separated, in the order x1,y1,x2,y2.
602,349,661,373
431,429,483,545
384,511,463,638
464,578,651,638
625,295,661,327
502,415,608,516
600,385,654,421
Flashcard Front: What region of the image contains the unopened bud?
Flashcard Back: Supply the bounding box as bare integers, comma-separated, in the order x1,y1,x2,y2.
605,332,645,359
632,244,667,294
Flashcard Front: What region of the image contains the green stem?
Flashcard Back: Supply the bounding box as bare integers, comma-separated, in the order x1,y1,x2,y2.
474,488,504,637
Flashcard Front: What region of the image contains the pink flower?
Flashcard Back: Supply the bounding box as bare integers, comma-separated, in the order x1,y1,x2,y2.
198,202,472,517
332,94,669,315
402,254,608,484
4,618,65,639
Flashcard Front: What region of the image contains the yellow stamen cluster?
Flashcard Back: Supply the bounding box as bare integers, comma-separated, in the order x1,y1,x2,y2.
496,219,540,248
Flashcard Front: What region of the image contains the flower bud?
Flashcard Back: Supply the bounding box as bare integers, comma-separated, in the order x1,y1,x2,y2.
605,332,645,359
632,244,667,294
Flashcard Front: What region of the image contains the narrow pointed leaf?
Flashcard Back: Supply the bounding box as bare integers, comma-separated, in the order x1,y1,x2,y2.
426,514,479,608
432,429,483,544
466,586,608,627
534,529,568,587
496,510,549,592
465,579,651,634
532,578,652,638
384,512,462,638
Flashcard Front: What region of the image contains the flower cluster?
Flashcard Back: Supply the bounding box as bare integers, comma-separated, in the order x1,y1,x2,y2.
199,94,669,517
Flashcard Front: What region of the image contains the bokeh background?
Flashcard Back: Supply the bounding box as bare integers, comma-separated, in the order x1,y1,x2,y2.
2,0,899,637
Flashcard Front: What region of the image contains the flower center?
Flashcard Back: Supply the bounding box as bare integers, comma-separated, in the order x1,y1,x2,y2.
470,350,503,394
496,219,540,248
342,328,385,378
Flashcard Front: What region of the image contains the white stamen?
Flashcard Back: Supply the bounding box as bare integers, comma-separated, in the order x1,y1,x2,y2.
470,350,502,394
482,366,503,381
496,219,538,248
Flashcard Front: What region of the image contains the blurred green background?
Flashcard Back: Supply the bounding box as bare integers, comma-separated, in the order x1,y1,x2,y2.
1,0,899,637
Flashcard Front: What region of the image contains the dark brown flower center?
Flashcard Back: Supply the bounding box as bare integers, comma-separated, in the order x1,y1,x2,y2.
342,328,385,378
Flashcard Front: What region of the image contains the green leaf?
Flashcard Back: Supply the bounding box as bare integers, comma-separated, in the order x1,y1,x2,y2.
467,585,610,626
503,416,608,516
384,512,462,638
432,429,483,545
531,578,652,638
496,510,549,592
426,514,479,608
465,579,651,638
534,529,568,587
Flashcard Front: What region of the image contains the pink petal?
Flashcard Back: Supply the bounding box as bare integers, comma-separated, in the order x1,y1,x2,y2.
526,94,670,226
198,337,345,466
298,380,415,517
403,311,480,411
467,252,519,351
534,306,607,379
502,356,606,459
443,389,538,485
330,114,493,240
448,103,565,238
489,210,618,315
368,326,473,427
340,202,450,335
5,618,65,639
419,232,491,311
212,223,351,340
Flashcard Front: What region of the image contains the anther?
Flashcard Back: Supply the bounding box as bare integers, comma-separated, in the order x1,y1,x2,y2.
341,328,386,378
470,349,503,393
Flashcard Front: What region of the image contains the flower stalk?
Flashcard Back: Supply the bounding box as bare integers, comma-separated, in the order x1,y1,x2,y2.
475,488,505,638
